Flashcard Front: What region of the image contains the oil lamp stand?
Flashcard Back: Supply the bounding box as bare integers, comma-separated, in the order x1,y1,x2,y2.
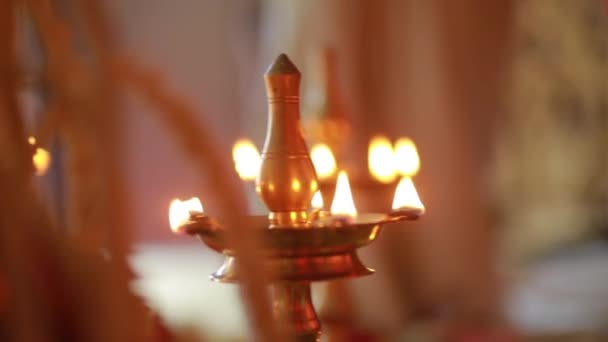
175,54,420,341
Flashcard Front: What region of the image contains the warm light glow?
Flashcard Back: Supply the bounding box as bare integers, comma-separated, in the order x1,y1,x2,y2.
392,177,425,212
169,197,203,232
394,137,420,176
330,171,357,216
310,143,337,179
291,179,302,192
232,139,261,181
310,180,318,191
368,136,396,183
311,190,324,209
33,147,51,176
28,136,36,145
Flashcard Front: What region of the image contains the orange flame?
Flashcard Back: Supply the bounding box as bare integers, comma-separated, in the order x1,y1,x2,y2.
394,137,420,176
392,177,425,213
169,197,203,233
330,171,357,217
310,143,337,179
368,136,396,183
232,139,261,181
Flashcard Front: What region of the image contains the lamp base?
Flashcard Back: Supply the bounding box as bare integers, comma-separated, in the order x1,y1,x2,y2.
210,252,372,283
180,213,404,340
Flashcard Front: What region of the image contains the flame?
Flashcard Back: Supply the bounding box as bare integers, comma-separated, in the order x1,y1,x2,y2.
169,197,203,232
392,177,425,212
394,137,420,176
33,147,51,176
311,190,324,209
310,143,337,179
368,136,396,183
28,136,36,145
330,171,357,216
232,139,261,181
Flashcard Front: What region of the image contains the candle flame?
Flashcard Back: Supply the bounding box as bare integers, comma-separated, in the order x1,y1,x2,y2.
368,135,396,183
33,147,51,176
394,137,420,176
232,139,261,181
330,171,357,216
311,190,324,209
392,177,425,213
169,197,203,233
28,136,36,145
310,143,337,179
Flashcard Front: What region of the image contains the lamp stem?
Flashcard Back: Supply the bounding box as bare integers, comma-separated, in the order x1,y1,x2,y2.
271,282,321,341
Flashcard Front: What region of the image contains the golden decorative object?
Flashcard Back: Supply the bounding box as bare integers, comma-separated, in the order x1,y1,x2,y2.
174,54,422,341
257,54,318,227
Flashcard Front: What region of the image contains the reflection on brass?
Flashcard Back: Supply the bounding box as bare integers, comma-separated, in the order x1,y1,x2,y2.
386,208,422,222
211,252,372,283
309,208,330,221
257,54,318,227
272,283,321,341
184,214,383,260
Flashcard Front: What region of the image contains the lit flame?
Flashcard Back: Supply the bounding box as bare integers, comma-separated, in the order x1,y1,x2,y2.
368,136,396,183
311,190,324,210
310,143,337,179
28,136,36,145
33,147,51,176
169,197,203,233
392,177,425,213
232,139,261,181
394,137,420,176
330,171,357,217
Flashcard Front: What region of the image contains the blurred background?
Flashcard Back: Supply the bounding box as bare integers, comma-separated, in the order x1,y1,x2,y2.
7,0,608,341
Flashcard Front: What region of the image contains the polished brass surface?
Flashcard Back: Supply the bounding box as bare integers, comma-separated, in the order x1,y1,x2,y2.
272,283,321,342
257,54,318,226
308,208,330,221
211,252,372,283
386,208,422,221
182,213,381,282
182,214,385,257
269,211,310,227
173,54,422,341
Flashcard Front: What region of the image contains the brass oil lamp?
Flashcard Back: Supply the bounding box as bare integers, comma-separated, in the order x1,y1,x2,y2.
170,54,423,341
